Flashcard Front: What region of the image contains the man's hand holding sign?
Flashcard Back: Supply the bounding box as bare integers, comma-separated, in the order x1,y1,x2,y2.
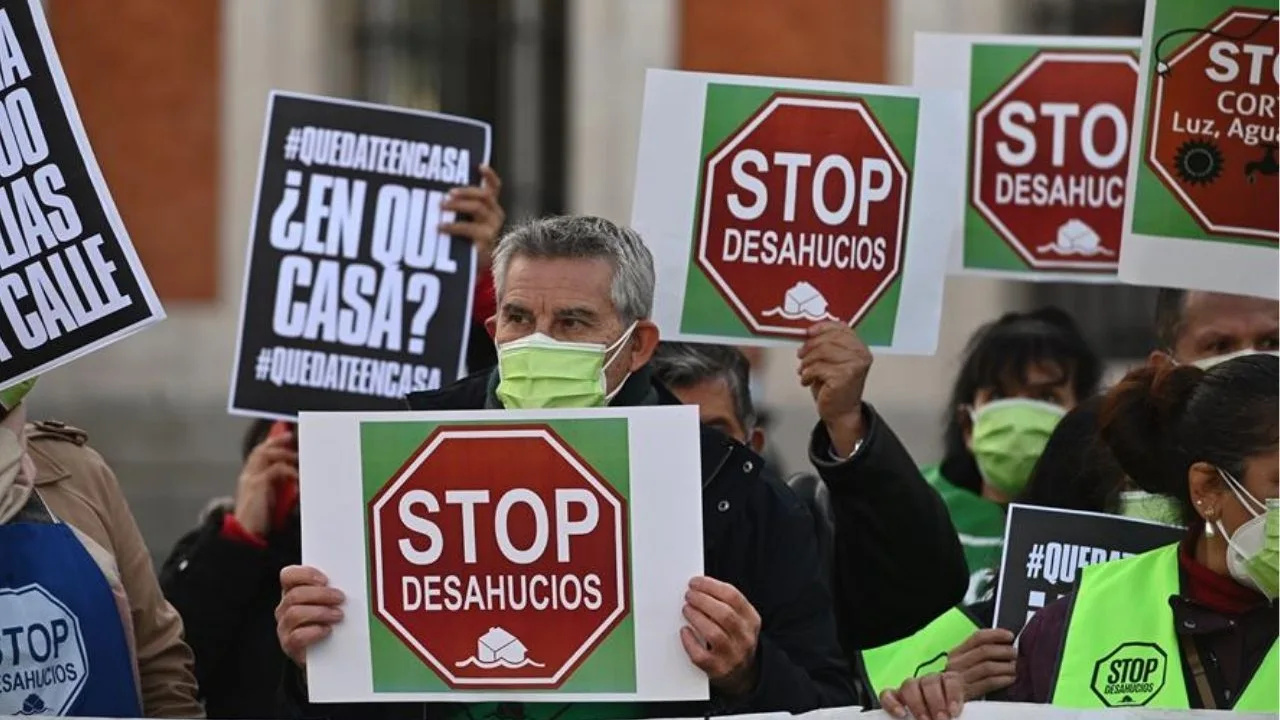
681,576,762,697
440,165,505,267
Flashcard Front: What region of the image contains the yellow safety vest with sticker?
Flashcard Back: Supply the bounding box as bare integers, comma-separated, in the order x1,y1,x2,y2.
1051,543,1278,711
860,606,980,697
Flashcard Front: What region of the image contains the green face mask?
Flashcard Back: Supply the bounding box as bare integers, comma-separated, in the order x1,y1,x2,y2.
968,398,1066,497
1246,499,1280,600
1118,490,1184,526
1219,468,1279,600
0,377,37,414
495,323,637,410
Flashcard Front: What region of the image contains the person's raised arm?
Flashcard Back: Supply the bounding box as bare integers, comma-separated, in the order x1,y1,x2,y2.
800,322,968,648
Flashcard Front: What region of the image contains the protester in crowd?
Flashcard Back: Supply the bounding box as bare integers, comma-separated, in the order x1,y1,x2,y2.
929,307,1101,604
1151,288,1278,368
0,379,204,718
274,216,855,719
161,419,297,719
880,291,1276,708
161,171,506,719
1008,354,1278,709
650,342,968,704
861,394,1125,703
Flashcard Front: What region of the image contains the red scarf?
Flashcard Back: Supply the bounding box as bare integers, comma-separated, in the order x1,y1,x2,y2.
1179,531,1266,614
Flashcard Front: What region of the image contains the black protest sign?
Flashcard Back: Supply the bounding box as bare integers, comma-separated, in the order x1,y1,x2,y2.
993,504,1184,633
0,0,163,389
229,92,491,419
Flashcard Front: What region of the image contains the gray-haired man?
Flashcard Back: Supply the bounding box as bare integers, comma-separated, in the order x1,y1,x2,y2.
275,216,855,720
650,341,969,706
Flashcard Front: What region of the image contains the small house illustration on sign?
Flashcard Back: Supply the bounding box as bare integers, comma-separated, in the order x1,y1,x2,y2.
763,281,839,322
1037,219,1114,257
478,627,528,665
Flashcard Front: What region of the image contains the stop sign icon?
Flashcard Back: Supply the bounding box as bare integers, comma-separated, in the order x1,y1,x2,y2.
695,93,910,338
972,51,1139,270
368,425,629,689
1146,8,1278,241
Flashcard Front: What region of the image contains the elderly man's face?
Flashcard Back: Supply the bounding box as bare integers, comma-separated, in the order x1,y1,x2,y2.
668,378,766,453
1170,292,1278,364
488,256,659,392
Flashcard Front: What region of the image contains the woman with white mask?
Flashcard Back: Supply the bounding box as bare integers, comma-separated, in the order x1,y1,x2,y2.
1006,353,1278,711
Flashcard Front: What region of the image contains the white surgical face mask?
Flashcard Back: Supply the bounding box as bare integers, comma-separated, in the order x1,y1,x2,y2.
1191,349,1280,370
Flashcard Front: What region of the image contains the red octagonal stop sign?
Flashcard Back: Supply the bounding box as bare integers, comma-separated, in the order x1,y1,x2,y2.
695,93,910,338
973,51,1139,270
1146,8,1278,241
368,425,628,689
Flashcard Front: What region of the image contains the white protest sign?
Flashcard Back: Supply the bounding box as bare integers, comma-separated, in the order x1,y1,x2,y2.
1119,0,1278,298
632,69,963,354
298,405,707,704
914,33,1141,284
0,0,164,391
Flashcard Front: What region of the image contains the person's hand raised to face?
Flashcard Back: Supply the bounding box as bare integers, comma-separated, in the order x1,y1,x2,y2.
234,431,298,538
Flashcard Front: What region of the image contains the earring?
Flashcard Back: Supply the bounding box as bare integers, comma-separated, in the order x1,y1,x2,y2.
1203,507,1218,537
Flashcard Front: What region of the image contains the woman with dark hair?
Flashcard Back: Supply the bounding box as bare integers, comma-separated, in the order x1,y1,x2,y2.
861,309,1100,703
1008,354,1278,710
930,307,1102,603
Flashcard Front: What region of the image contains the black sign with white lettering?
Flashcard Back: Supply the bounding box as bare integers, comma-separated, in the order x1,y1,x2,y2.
993,504,1184,633
229,92,491,419
0,0,163,390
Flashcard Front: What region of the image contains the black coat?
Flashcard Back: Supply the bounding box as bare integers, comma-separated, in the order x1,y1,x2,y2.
784,409,970,705
274,367,854,719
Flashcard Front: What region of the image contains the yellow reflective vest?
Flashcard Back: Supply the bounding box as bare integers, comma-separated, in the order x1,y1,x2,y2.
861,607,980,697
1051,543,1278,711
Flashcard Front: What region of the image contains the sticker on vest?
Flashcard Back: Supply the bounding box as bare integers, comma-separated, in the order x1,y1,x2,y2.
1091,641,1168,707
0,585,89,716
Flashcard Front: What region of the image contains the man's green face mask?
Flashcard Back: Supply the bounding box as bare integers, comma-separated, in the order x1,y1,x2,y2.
495,323,637,410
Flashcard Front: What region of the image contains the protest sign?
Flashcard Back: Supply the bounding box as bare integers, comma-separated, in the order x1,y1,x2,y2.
914,34,1140,283
0,0,163,391
229,92,490,419
297,405,707,703
994,505,1184,633
632,69,963,354
1120,1,1278,298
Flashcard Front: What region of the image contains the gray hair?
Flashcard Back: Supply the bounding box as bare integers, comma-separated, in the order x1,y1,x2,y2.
491,215,656,323
650,342,757,431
